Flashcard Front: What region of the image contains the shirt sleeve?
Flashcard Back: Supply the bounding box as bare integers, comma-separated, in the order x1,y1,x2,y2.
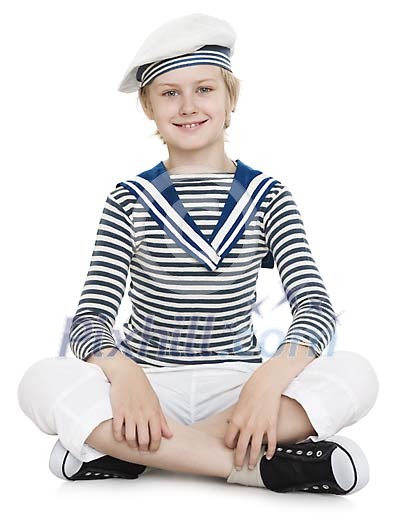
263,183,337,358
69,189,135,361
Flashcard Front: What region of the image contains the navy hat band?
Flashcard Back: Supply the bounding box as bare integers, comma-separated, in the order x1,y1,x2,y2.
136,44,232,88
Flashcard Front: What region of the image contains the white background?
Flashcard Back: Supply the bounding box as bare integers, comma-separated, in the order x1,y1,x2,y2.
2,0,393,522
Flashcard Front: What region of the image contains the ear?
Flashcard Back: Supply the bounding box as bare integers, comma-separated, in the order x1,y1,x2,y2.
139,91,155,120
142,102,155,121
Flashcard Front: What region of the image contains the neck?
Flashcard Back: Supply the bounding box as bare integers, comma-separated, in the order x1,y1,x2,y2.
163,148,236,174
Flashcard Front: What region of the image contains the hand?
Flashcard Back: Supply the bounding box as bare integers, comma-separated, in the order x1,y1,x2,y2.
109,365,173,452
224,368,282,470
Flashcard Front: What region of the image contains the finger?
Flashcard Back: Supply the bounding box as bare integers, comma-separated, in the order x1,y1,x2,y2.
136,418,150,452
148,416,162,452
248,431,265,469
224,421,239,449
112,413,125,442
265,425,277,460
124,417,138,448
234,430,251,470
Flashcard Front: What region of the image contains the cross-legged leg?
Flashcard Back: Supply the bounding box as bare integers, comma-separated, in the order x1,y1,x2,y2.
189,395,317,443
85,415,236,479
86,393,316,479
189,350,379,448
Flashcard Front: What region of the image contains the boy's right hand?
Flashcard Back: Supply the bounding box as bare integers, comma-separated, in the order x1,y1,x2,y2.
108,364,174,452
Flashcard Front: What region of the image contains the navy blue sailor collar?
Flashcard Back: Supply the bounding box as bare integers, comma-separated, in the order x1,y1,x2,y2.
117,159,279,271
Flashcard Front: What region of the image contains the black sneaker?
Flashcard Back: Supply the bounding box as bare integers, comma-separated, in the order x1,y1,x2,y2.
49,439,150,481
259,434,370,495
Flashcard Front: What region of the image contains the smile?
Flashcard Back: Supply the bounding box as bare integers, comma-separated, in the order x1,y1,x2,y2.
173,120,208,130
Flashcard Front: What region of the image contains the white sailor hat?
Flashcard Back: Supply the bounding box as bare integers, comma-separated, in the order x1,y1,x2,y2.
118,13,237,93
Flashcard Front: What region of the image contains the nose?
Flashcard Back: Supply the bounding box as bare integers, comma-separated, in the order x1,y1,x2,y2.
178,92,199,115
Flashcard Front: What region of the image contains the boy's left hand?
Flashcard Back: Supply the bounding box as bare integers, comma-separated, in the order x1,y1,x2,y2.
224,368,283,470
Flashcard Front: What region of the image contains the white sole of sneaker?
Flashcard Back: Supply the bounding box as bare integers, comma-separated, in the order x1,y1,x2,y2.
49,439,83,480
328,435,370,494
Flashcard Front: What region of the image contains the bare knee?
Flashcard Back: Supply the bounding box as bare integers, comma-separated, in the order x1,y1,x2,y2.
85,418,113,449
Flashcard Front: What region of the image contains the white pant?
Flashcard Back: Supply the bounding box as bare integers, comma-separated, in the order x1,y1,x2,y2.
17,351,379,463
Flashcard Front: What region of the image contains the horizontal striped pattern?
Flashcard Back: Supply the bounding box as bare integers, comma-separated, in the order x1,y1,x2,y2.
263,186,337,355
137,45,232,88
69,173,336,367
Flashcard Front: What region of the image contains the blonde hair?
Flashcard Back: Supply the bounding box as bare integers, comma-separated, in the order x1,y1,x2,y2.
137,68,240,144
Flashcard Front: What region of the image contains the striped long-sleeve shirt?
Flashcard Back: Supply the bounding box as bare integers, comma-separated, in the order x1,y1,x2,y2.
69,162,336,367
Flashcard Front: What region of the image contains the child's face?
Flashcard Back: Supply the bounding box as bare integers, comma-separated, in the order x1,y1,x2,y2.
145,65,229,151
